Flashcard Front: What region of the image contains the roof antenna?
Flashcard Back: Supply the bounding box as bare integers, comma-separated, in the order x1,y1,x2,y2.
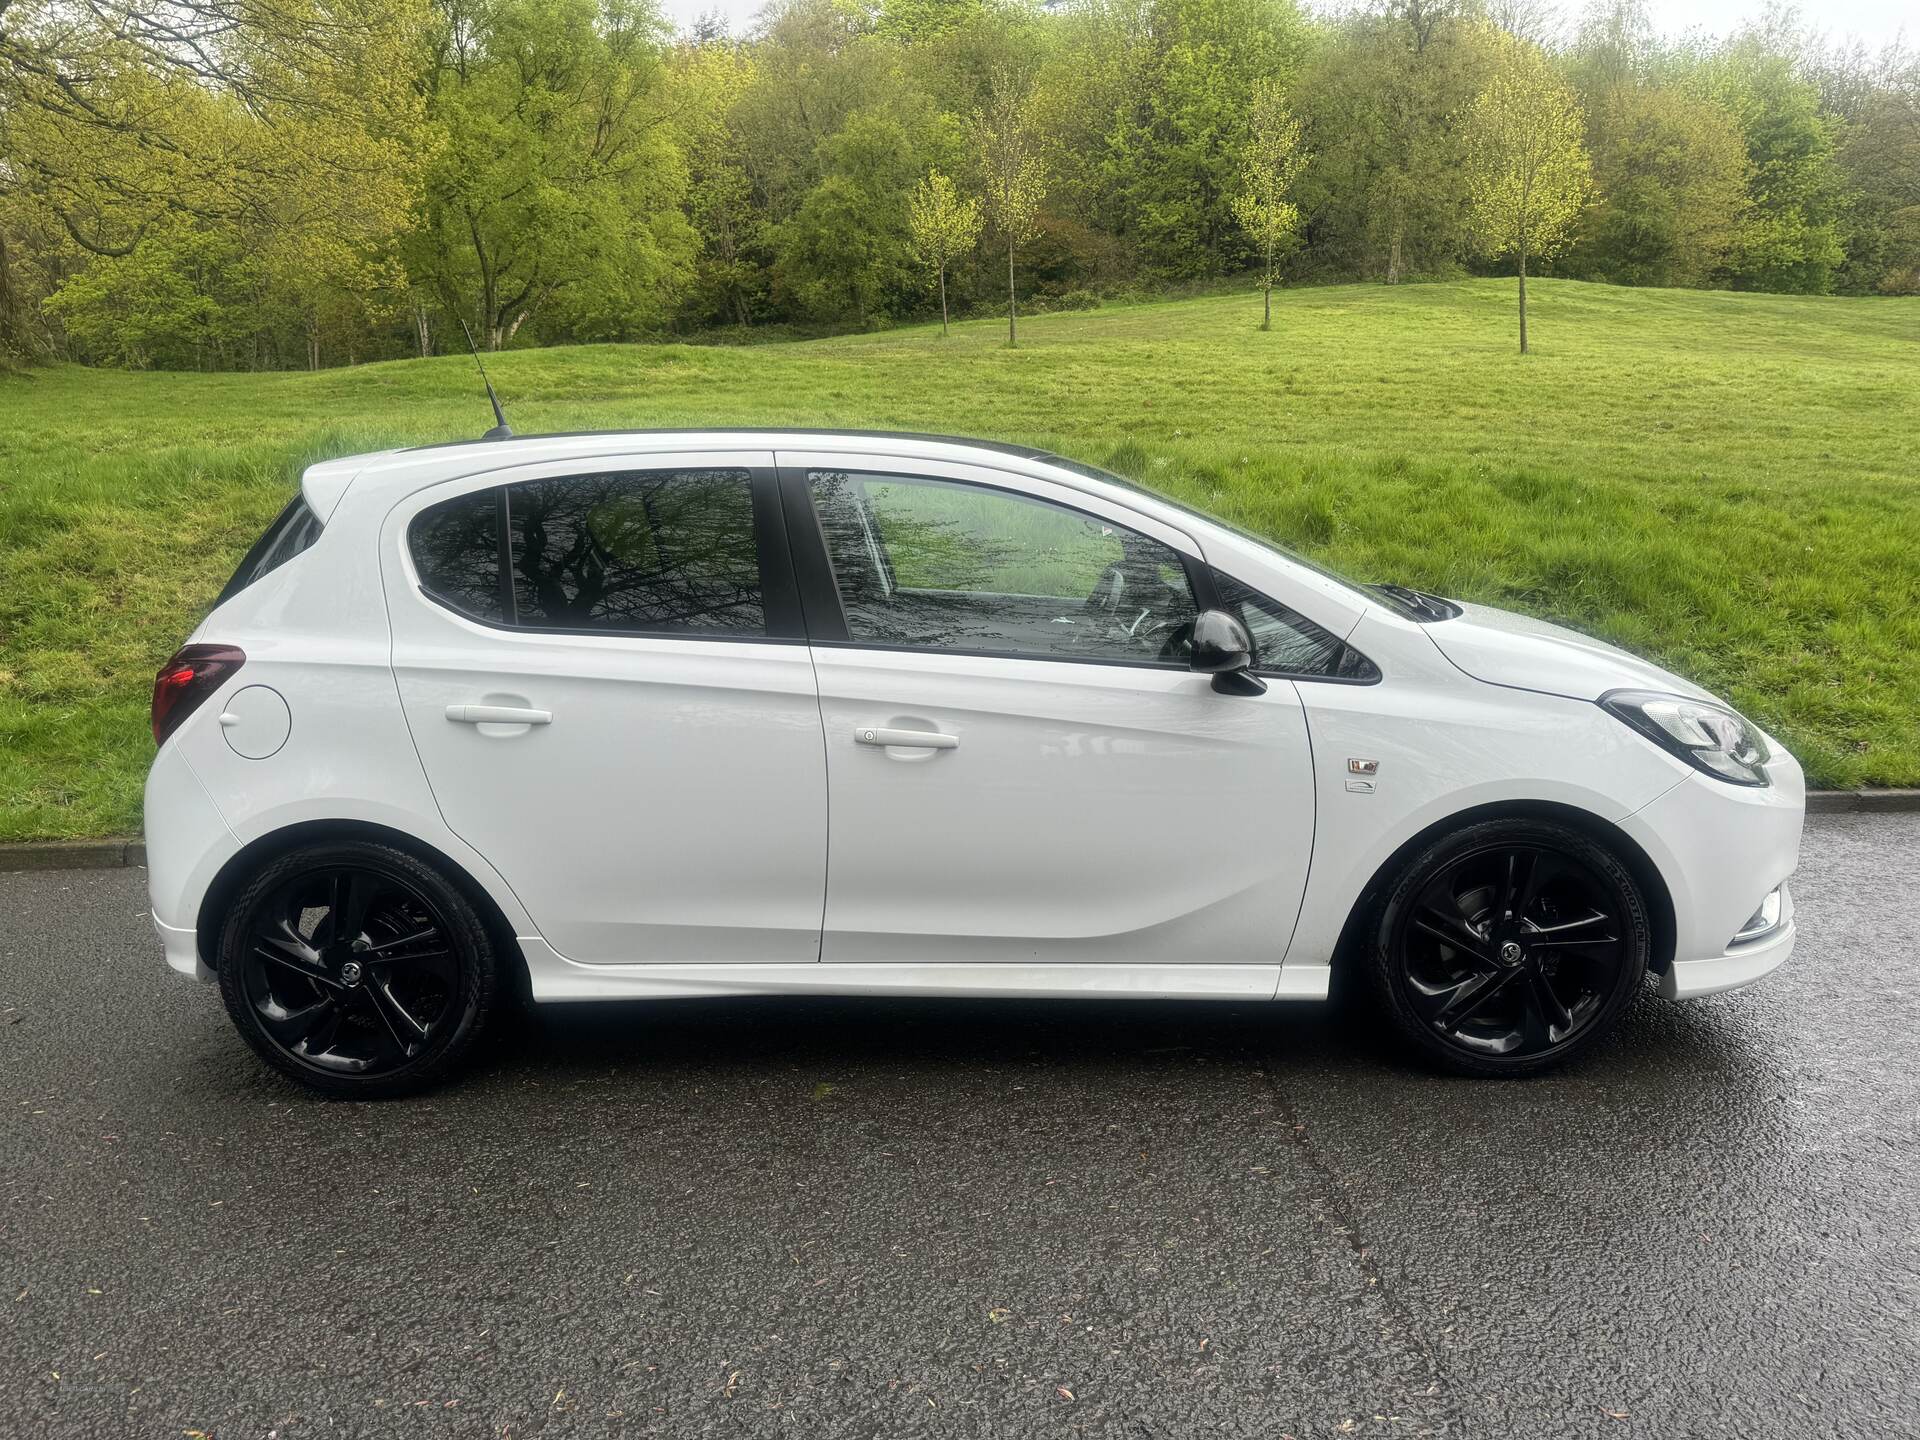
459,319,514,441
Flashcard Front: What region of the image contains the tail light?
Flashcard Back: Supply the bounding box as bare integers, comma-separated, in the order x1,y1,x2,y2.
151,644,246,746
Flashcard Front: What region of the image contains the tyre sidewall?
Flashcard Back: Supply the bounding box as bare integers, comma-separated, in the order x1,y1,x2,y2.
1366,819,1651,1078
216,841,498,1098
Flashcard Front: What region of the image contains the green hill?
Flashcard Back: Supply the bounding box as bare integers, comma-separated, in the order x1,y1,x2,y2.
2,278,1916,838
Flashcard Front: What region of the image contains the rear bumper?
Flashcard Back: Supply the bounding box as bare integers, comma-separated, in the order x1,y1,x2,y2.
144,744,236,983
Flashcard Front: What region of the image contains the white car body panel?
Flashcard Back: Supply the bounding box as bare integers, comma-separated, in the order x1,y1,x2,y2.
782,447,1316,973
381,450,829,967
143,429,1804,1021
805,644,1314,971
1424,599,1719,703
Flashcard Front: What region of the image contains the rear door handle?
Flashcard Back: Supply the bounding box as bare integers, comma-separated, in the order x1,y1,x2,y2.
854,726,958,750
446,704,552,726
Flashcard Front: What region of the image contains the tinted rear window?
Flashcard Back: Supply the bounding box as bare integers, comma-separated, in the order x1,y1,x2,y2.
409,469,766,637
217,495,324,606
409,488,504,620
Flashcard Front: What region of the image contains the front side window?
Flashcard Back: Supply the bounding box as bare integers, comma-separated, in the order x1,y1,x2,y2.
807,470,1198,665
1214,571,1375,679
410,468,765,637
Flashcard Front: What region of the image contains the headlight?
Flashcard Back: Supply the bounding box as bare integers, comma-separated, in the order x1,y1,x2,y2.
1599,689,1772,787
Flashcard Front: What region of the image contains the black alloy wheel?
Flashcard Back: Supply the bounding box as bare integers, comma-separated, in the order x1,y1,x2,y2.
1368,819,1651,1076
217,842,499,1097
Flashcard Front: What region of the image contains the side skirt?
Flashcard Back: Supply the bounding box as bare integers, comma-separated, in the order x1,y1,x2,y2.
518,940,1331,1004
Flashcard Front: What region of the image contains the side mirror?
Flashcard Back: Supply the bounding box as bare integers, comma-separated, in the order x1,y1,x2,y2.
1189,609,1267,695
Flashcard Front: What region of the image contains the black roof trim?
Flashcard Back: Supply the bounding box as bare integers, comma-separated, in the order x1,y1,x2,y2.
400,427,1051,460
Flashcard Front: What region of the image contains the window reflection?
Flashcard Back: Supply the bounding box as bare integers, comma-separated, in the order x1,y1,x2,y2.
410,489,503,621
808,471,1198,665
408,470,766,637
509,471,763,635
1212,571,1363,677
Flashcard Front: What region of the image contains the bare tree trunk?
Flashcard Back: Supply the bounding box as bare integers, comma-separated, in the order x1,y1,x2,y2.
1006,237,1017,348
1387,231,1402,285
1261,249,1273,332
1517,248,1529,355
939,264,949,337
415,303,431,358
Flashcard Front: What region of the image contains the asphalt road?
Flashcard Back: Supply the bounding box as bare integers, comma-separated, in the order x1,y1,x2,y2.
2,813,1915,1439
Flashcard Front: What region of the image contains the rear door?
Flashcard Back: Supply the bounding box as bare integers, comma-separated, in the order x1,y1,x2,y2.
778,450,1317,973
384,451,827,967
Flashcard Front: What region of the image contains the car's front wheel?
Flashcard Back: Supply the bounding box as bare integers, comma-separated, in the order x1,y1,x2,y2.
1366,818,1651,1077
216,841,500,1097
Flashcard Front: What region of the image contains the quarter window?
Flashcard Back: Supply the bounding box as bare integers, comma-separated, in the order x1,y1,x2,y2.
1213,571,1374,679
410,488,502,620
807,470,1198,664
217,495,324,606
410,468,766,637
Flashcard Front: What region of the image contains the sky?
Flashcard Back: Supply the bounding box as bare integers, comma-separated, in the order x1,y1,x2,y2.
657,0,1913,50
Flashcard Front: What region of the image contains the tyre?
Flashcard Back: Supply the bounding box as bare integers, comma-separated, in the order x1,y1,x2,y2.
1364,818,1650,1077
216,841,501,1097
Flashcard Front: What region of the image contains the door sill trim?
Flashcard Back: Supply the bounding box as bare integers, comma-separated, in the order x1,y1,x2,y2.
520,943,1328,1003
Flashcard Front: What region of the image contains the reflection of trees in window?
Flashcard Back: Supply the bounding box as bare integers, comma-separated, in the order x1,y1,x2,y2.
1213,572,1349,675
508,470,764,635
809,470,1197,663
410,490,504,621
865,479,1121,597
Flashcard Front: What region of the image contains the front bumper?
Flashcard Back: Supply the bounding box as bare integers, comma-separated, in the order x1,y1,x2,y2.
1617,756,1804,1001
152,910,210,981
1658,884,1795,999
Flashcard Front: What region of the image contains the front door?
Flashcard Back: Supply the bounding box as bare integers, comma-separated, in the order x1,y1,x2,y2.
386,451,827,966
780,452,1317,970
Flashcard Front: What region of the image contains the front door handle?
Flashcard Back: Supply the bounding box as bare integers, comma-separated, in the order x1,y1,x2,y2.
446,704,552,726
854,726,958,750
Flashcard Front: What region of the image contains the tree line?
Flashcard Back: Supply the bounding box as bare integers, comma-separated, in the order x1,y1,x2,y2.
0,0,1913,371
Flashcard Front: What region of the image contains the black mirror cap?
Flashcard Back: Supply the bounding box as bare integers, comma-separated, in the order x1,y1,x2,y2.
1190,608,1253,673
1190,609,1266,693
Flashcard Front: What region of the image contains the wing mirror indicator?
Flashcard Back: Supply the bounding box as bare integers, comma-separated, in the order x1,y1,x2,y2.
1190,609,1266,696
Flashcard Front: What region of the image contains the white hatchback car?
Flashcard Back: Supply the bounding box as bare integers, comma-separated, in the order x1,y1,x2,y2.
145,430,1803,1095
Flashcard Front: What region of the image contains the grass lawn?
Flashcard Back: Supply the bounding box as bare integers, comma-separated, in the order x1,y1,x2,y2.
1,277,1916,840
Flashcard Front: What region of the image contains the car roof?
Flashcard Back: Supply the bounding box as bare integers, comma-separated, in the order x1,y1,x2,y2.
305,429,1084,524
398,427,1050,461
301,427,1383,637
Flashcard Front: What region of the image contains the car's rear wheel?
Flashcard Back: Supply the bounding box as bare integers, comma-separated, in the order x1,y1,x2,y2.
1366,819,1650,1077
216,841,499,1097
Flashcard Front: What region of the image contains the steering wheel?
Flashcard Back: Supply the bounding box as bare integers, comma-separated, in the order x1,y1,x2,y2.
1083,564,1195,660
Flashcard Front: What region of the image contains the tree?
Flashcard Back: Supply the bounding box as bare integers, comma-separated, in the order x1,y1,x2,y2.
972,67,1048,346
1462,31,1593,353
410,0,695,350
773,105,930,325
1230,79,1307,329
1291,3,1495,285
1566,83,1749,288
668,42,765,328
1036,0,1312,282
906,169,982,334
0,0,430,363
1691,32,1849,294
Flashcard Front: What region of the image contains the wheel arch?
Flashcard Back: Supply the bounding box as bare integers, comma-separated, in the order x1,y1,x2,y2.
1327,799,1677,985
193,819,532,998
